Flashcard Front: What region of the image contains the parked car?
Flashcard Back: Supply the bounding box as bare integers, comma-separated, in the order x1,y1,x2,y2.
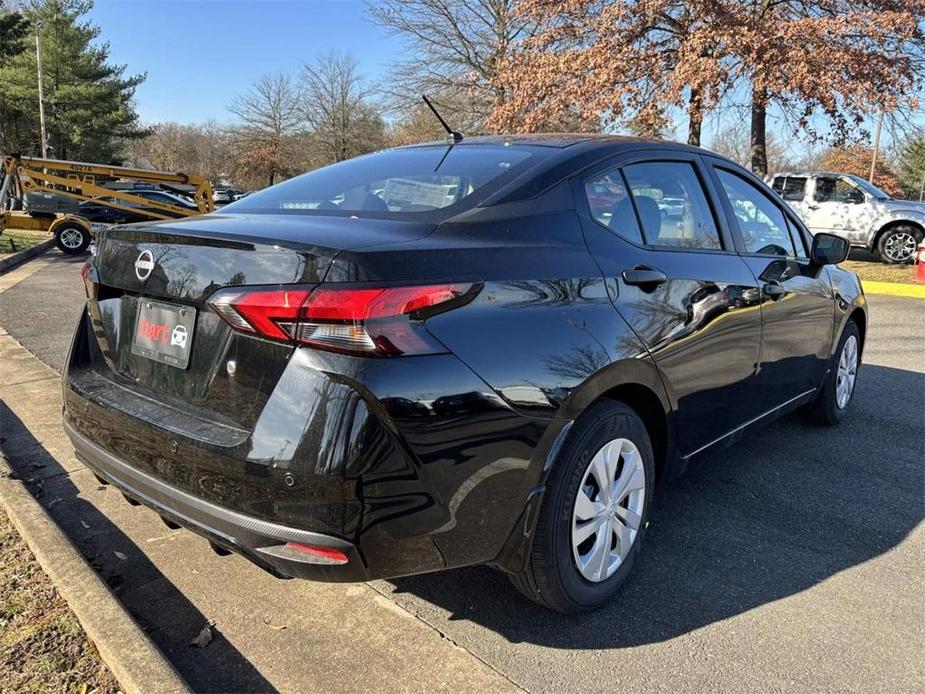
768,171,925,263
78,189,199,230
213,189,233,204
657,195,685,218
65,136,865,613
124,189,199,210
77,197,148,228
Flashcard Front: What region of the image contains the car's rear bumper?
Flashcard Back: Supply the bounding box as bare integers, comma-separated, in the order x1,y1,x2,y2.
64,419,369,581
64,302,562,581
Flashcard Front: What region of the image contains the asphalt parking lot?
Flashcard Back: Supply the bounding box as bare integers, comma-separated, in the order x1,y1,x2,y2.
1,251,922,693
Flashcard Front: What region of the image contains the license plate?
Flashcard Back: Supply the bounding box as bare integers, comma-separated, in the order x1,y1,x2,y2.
131,299,196,369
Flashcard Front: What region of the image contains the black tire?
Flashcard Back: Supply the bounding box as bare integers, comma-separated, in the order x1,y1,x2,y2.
54,223,91,255
876,225,922,264
803,320,861,426
509,400,655,613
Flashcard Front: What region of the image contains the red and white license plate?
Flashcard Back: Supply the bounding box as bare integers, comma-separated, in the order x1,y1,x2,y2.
131,299,196,369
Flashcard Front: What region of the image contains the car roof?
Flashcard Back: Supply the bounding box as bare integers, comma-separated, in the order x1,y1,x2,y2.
401,133,701,152
392,134,730,211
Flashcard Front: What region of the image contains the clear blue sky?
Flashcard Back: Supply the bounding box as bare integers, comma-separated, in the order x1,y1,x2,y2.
87,0,401,124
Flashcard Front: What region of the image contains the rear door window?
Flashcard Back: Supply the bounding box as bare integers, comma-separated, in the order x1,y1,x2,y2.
780,177,807,201
771,176,807,201
622,161,723,250
582,170,644,245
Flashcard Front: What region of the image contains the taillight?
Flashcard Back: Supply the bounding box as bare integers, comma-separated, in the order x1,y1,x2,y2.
209,289,309,341
207,283,476,356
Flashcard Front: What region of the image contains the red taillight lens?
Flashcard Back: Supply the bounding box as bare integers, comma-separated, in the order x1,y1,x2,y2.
302,285,469,321
208,283,475,356
211,289,310,342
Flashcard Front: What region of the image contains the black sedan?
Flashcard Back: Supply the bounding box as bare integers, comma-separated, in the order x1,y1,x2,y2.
78,190,199,227
64,136,865,612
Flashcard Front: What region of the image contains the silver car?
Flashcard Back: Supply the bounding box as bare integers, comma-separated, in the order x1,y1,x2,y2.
768,171,925,263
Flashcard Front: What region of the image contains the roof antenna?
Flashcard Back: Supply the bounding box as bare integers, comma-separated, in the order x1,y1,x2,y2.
422,95,463,143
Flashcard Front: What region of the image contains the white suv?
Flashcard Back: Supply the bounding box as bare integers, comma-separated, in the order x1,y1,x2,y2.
768,172,925,263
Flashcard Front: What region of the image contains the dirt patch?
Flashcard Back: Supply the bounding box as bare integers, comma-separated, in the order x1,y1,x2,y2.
0,508,119,694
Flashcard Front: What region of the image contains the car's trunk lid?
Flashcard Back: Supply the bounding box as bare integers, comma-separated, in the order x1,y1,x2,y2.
87,213,437,430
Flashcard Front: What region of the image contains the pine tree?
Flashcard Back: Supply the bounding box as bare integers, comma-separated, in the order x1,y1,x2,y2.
0,0,145,161
897,135,925,201
0,1,30,63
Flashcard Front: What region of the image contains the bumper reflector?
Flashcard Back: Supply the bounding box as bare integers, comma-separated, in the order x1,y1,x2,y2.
256,541,349,565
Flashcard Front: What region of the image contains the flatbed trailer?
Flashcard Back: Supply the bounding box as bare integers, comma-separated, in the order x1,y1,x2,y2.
0,155,214,254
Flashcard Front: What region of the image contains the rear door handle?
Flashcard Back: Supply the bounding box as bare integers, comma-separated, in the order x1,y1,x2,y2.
763,281,786,299
622,267,668,287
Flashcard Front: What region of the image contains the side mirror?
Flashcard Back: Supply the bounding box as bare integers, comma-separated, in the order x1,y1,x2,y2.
811,233,850,265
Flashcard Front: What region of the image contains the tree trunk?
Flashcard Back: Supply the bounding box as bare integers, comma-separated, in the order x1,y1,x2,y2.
687,89,702,147
750,87,768,176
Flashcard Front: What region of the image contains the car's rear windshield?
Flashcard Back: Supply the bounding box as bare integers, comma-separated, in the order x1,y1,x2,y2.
223,145,539,220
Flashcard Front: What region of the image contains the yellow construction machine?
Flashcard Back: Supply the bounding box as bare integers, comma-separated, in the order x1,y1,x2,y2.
0,155,214,254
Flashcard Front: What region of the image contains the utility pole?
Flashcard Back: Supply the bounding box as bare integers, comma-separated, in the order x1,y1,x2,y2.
868,111,883,183
35,28,47,159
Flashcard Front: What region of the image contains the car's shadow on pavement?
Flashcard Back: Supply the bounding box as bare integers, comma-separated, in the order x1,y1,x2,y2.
0,400,275,693
387,363,924,648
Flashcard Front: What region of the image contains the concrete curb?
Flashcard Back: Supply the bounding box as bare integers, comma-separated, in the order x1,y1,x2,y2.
0,452,190,694
862,280,925,298
0,237,55,274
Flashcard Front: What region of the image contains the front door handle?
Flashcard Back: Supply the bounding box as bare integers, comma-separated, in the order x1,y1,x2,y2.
622,267,668,287
763,281,786,299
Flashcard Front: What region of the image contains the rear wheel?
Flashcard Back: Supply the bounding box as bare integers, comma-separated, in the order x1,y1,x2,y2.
54,223,91,255
804,321,860,425
876,225,922,264
510,400,654,613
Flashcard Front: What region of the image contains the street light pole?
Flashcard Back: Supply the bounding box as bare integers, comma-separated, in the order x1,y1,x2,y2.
868,111,883,183
35,28,47,159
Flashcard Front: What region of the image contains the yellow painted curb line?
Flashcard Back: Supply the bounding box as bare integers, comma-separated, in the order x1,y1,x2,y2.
862,281,925,298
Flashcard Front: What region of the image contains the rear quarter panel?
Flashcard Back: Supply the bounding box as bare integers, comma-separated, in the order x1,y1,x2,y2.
410,213,662,420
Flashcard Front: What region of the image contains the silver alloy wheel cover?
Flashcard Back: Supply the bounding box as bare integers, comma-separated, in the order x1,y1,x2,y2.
59,227,84,249
835,334,859,409
883,231,917,262
571,437,646,583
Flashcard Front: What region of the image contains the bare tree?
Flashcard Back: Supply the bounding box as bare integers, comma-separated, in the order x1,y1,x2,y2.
386,102,451,146
228,72,303,185
707,121,794,173
300,52,384,165
367,0,534,132
123,120,233,182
